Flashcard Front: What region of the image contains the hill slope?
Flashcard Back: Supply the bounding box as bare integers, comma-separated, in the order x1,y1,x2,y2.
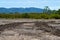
0,7,44,13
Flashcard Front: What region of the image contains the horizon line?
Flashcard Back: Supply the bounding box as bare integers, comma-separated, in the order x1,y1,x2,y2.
0,7,57,10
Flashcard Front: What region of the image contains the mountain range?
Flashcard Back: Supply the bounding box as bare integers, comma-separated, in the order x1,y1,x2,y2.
0,7,44,13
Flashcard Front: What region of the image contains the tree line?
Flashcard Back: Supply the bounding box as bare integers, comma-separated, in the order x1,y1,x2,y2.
0,7,60,19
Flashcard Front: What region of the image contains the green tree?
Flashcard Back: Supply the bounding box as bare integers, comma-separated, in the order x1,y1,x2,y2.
43,6,51,14
22,13,29,18
56,9,60,14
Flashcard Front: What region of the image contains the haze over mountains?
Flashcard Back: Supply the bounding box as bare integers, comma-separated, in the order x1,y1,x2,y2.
0,7,44,13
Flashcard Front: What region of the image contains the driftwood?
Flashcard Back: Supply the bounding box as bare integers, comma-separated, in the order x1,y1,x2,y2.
35,21,60,36
0,21,60,36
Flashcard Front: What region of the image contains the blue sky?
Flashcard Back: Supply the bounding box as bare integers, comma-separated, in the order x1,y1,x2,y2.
0,0,60,10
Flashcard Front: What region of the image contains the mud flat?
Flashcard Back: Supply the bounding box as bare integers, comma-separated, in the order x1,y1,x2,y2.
0,19,60,40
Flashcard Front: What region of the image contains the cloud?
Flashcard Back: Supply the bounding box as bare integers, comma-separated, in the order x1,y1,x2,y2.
0,0,60,9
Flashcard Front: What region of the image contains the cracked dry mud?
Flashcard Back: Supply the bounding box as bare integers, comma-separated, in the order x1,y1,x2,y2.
0,19,60,40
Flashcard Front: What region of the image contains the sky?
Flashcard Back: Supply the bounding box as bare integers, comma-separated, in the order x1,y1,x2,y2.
0,0,60,10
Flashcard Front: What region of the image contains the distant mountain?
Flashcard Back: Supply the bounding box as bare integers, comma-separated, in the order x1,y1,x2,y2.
0,7,44,13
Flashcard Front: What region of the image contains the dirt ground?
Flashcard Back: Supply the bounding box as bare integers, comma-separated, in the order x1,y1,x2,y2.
0,19,60,40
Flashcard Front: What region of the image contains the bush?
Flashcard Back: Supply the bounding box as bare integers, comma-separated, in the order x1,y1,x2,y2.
49,14,60,19
0,13,60,19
